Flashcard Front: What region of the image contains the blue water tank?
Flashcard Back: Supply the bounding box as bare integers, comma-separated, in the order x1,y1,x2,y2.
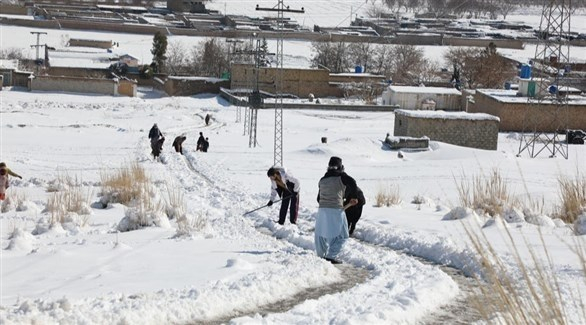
549,85,558,94
504,82,511,90
520,64,531,78
354,65,363,73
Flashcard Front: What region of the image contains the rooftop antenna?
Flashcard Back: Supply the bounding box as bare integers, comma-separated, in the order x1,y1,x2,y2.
517,0,571,159
256,1,304,166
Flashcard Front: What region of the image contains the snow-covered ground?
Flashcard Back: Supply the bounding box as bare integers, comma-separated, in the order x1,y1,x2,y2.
1,86,586,323
1,6,586,324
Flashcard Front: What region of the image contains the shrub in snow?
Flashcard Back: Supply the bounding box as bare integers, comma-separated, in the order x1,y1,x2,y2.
482,215,509,229
175,211,208,237
375,183,401,207
455,169,514,217
164,185,186,220
411,194,426,205
557,174,586,224
503,207,525,223
44,174,93,227
525,214,556,227
442,207,476,220
574,213,586,235
1,189,35,213
100,162,151,206
118,204,169,232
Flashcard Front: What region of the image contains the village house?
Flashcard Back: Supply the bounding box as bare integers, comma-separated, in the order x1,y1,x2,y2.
381,85,462,111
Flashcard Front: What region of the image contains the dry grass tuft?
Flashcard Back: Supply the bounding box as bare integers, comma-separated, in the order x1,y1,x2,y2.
1,189,27,213
556,173,586,224
164,184,186,220
464,224,586,324
176,210,208,236
100,162,149,205
375,183,401,207
456,168,518,217
45,174,92,226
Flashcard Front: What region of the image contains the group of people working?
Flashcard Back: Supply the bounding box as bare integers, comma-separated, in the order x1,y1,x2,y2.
266,156,366,265
148,124,209,160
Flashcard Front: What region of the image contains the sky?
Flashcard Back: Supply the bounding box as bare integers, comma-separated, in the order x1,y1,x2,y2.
1,4,586,325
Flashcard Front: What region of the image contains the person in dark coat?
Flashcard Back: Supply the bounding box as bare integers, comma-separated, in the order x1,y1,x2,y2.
196,132,205,151
152,137,165,160
148,123,162,141
202,137,209,152
314,157,358,264
344,185,366,236
172,135,187,155
205,114,211,126
149,123,163,157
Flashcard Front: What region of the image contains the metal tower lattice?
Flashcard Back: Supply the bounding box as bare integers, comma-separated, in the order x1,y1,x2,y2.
256,2,304,166
517,0,571,159
248,38,263,148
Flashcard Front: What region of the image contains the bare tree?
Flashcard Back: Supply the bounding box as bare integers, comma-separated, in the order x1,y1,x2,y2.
371,44,394,77
365,3,389,18
166,40,189,75
348,42,373,73
310,41,351,73
497,0,517,19
444,43,516,89
415,59,441,85
191,38,230,77
389,44,426,85
0,47,25,60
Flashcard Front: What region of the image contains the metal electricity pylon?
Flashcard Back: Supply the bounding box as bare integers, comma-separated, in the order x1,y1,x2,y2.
256,2,304,166
248,38,264,148
227,39,245,124
517,0,571,159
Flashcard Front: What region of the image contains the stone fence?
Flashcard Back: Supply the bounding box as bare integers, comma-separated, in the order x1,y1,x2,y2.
394,109,500,150
29,75,136,96
469,90,586,132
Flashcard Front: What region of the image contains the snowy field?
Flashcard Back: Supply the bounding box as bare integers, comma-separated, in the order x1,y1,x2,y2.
1,4,586,324
1,88,586,323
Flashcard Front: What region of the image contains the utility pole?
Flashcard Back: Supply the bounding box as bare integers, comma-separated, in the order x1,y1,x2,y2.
256,2,304,166
30,31,47,73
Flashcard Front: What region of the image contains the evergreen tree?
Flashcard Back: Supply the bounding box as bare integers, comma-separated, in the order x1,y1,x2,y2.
259,38,269,66
151,31,168,73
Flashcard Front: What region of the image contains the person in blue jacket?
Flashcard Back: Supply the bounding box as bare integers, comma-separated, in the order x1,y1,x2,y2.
315,156,358,264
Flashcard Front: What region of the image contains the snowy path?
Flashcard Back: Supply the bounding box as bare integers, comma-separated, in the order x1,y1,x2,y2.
162,142,467,323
